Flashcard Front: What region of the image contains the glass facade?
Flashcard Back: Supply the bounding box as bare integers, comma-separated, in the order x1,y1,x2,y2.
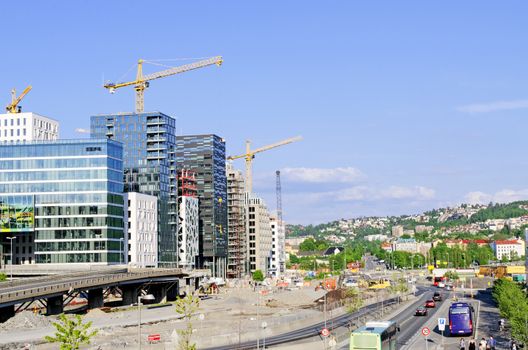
175,134,227,274
91,112,177,267
0,139,124,265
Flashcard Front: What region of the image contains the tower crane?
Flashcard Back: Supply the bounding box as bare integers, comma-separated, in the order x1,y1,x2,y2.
6,86,32,113
227,136,302,193
103,56,223,113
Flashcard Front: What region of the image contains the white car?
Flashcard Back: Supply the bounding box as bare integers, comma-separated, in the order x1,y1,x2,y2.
438,282,446,288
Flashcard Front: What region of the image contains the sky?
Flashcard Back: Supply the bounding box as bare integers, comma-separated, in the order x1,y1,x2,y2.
2,1,528,224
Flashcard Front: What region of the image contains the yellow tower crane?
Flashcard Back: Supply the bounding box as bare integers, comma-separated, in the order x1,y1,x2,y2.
103,56,223,113
228,136,303,193
6,85,32,113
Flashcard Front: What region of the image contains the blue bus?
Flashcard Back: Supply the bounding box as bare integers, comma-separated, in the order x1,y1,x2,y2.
350,321,399,350
448,302,473,336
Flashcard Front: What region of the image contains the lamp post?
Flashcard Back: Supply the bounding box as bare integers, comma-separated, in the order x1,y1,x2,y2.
6,236,17,283
261,321,267,349
137,294,155,350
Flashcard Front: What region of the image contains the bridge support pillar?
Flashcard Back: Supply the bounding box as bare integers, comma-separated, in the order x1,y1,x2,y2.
46,296,63,315
167,281,179,301
121,285,139,306
194,277,200,291
0,305,15,323
88,288,104,309
151,284,167,304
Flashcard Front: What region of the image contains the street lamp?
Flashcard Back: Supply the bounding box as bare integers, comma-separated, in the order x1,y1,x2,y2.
138,294,155,350
6,236,17,283
261,321,267,349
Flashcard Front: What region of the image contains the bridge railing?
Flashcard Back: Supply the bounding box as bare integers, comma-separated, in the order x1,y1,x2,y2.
0,269,187,305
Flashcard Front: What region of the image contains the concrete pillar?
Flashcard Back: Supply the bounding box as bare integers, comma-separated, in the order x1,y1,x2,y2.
121,285,139,306
87,288,104,309
150,284,167,304
167,281,179,302
194,277,200,291
0,305,15,323
46,296,63,315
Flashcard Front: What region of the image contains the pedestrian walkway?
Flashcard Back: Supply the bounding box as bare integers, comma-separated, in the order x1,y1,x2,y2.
474,290,511,350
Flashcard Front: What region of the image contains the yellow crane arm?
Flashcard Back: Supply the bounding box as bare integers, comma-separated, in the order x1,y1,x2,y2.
227,136,303,160
103,56,223,90
6,85,32,113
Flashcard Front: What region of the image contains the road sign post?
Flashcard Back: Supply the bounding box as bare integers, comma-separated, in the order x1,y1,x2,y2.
438,318,446,345
422,327,430,350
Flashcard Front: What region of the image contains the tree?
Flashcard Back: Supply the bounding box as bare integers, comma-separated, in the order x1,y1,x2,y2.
0,273,6,282
444,271,459,281
252,270,264,282
45,314,98,350
299,238,317,251
493,278,528,345
174,293,201,350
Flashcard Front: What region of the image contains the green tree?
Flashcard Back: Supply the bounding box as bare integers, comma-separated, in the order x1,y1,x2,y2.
174,293,201,350
0,273,6,282
493,278,528,344
252,270,265,282
444,271,459,281
45,314,98,350
299,238,317,251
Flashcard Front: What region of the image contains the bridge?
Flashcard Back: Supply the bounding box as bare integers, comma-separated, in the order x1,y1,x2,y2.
0,268,208,322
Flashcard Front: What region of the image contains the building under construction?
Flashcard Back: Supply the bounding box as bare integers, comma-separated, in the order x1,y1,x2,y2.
177,169,199,268
226,163,246,278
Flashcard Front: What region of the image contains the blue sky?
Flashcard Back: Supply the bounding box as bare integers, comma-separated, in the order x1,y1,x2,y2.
2,1,528,224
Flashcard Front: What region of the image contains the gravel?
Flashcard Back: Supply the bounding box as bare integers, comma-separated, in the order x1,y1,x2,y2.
0,311,53,331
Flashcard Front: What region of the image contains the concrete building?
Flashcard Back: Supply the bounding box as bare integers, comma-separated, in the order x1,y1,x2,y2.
175,134,228,277
177,170,199,269
490,239,526,260
246,195,272,274
269,216,285,277
125,192,158,267
0,139,124,266
0,112,59,142
392,238,417,253
226,163,246,278
91,112,178,267
391,225,404,237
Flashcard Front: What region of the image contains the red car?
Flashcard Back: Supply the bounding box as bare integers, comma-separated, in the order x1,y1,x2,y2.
425,299,436,308
415,306,428,316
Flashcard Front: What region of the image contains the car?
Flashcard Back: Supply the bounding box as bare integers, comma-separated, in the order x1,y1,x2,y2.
433,292,442,302
415,306,428,316
438,282,446,288
425,299,436,308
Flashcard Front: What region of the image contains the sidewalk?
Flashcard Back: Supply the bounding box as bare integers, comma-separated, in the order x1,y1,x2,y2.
474,290,511,349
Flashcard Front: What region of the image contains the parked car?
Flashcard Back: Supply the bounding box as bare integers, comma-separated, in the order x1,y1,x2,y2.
425,299,436,308
445,284,453,291
433,292,442,302
415,306,428,316
438,282,446,288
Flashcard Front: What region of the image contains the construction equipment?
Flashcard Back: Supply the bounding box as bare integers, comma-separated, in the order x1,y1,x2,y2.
6,86,32,113
228,136,302,193
103,56,223,113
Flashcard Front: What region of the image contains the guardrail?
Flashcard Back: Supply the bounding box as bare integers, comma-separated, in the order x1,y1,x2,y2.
0,269,187,305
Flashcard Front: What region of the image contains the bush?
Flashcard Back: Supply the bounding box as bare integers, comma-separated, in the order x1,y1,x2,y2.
252,270,264,282
0,273,6,282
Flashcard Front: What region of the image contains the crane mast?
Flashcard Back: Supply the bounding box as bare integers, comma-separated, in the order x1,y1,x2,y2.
104,56,223,113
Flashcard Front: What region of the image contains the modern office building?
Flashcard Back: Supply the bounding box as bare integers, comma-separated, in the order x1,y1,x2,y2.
245,195,272,274
177,169,199,269
91,112,178,267
0,112,59,142
125,192,158,267
0,139,124,265
269,216,285,277
176,134,227,277
226,163,246,278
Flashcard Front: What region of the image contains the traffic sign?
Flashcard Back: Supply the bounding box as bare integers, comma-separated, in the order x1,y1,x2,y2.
421,327,431,336
321,327,330,337
438,318,446,331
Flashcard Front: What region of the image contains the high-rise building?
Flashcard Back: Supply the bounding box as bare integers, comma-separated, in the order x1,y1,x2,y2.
0,112,59,142
269,216,285,277
226,163,246,278
176,134,227,277
0,139,124,265
177,169,199,269
125,192,158,267
246,195,272,274
91,112,178,267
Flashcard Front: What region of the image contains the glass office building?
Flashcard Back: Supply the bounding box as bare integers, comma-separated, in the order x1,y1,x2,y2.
90,112,178,266
0,139,124,265
176,134,227,277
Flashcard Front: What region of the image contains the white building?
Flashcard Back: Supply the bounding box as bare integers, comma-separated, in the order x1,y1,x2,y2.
490,239,525,261
178,196,199,268
125,192,158,268
246,195,272,274
0,112,59,142
269,216,285,277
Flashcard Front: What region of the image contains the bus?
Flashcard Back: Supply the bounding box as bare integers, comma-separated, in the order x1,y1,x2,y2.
350,321,399,350
448,302,474,336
